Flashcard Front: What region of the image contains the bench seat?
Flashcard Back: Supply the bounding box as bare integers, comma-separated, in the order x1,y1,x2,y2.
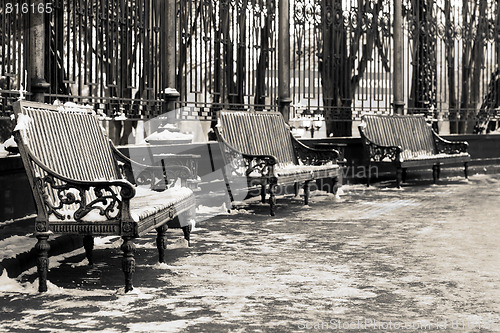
131,186,196,234
275,164,340,181
359,114,471,187
400,152,470,167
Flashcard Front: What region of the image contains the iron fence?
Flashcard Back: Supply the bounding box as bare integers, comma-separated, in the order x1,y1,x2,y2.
1,0,500,134
175,0,280,122
0,2,29,117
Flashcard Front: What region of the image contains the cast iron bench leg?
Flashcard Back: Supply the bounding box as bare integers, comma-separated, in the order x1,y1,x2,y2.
303,180,311,205
261,184,266,203
432,164,439,184
269,183,277,216
225,178,235,212
182,225,192,247
121,237,136,292
330,177,338,194
367,163,371,187
156,225,168,263
402,168,407,183
396,167,403,188
83,235,94,266
464,162,469,179
35,233,50,292
294,182,299,196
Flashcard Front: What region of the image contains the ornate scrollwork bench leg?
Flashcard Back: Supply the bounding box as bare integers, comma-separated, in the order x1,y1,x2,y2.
261,184,266,203
432,164,439,184
182,208,196,246
303,180,311,205
83,235,94,266
268,181,278,216
294,182,300,196
366,162,372,187
330,177,339,195
156,225,168,263
35,233,51,292
396,166,403,188
182,226,192,247
121,237,136,292
402,168,408,183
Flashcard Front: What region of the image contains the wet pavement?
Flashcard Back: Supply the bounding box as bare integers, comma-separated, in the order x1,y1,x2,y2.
0,174,499,332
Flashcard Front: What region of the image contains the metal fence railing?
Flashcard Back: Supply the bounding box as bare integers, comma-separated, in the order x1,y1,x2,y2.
1,0,500,134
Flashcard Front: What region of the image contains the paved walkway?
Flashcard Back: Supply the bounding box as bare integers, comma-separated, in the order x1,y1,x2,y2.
0,174,499,332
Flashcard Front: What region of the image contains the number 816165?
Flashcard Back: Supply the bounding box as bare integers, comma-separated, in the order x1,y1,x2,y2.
5,2,53,14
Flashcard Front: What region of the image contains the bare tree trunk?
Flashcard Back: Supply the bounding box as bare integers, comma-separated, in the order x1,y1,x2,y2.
254,2,275,109
459,1,486,134
467,0,486,133
321,0,352,137
446,0,458,134
459,0,472,134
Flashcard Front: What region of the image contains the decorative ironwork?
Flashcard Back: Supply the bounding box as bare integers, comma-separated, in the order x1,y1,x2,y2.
433,132,469,155
112,145,196,189
359,129,401,162
291,136,340,165
121,236,136,292
34,169,135,223
217,137,277,179
35,234,51,292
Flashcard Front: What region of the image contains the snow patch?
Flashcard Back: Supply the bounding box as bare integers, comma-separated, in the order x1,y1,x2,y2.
145,130,193,143
0,214,36,228
13,113,32,131
0,235,37,262
114,287,156,301
0,271,67,295
0,270,36,293
127,317,212,333
328,286,377,299
196,204,229,216
151,262,179,270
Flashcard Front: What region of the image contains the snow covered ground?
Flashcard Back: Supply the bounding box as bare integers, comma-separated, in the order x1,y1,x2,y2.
0,175,499,332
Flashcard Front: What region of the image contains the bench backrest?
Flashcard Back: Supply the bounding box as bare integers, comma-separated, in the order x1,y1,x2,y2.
361,115,436,159
13,101,122,223
14,101,120,181
216,110,297,166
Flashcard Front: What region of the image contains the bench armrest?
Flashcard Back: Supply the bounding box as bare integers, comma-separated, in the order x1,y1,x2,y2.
359,126,402,162
22,147,136,223
432,131,469,154
242,153,277,178
290,135,342,165
216,133,277,178
111,144,194,187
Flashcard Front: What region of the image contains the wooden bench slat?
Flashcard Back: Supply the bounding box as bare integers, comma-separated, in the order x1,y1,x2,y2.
24,108,120,182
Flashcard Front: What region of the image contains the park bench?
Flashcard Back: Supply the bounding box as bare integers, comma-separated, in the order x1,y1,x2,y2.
358,114,471,187
215,110,342,215
13,101,197,292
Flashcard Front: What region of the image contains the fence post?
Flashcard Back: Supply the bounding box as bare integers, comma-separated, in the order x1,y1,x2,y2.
165,0,177,93
278,0,291,122
393,0,405,115
29,0,50,102
157,0,179,131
